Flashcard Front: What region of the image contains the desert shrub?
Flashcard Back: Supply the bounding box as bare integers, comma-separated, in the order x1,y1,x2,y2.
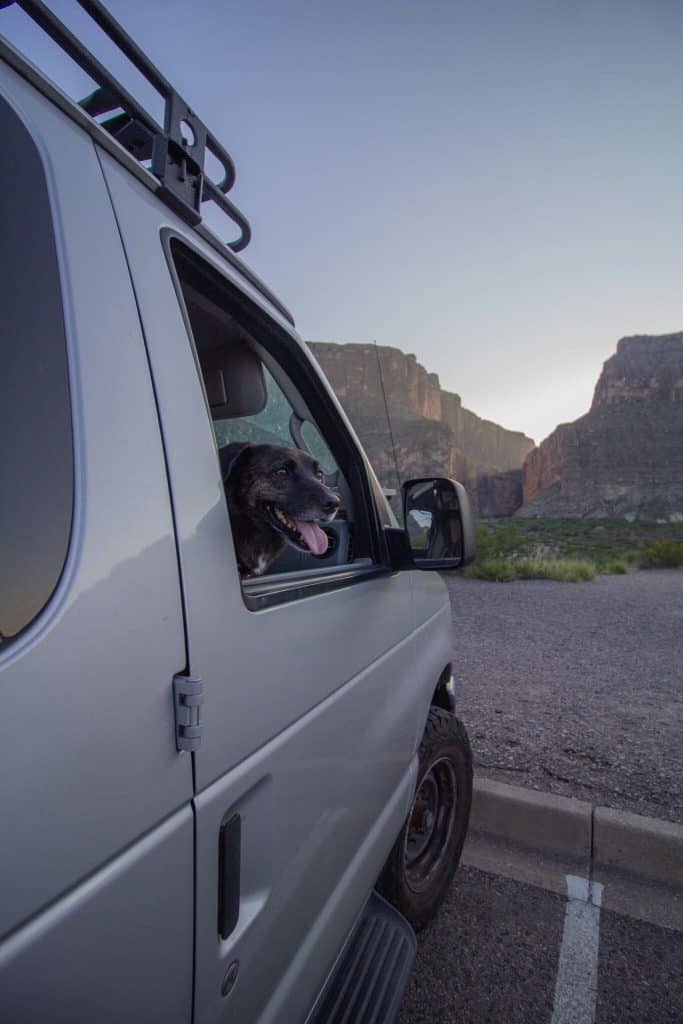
463,557,517,582
639,541,683,569
495,520,527,556
473,517,683,577
514,557,596,582
463,555,596,582
473,522,495,561
601,560,629,575
473,520,530,561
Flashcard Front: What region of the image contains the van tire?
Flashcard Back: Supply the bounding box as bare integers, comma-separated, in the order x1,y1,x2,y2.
377,708,473,931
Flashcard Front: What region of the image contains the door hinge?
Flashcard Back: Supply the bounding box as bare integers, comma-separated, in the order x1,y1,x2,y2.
173,674,204,753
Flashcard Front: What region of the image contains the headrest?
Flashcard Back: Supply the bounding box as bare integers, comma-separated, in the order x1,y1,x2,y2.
202,343,267,419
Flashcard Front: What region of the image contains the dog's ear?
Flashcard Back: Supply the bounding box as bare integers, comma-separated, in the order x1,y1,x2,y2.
219,442,253,484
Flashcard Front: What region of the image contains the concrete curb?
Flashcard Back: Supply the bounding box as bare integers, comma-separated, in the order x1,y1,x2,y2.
469,777,683,887
593,805,683,888
470,778,591,860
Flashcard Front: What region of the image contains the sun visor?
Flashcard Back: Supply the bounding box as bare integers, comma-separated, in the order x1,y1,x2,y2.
202,343,267,419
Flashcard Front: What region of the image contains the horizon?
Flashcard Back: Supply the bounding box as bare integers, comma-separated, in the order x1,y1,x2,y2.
2,0,682,443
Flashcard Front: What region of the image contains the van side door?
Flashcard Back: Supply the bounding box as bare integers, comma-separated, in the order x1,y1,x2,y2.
0,64,193,1022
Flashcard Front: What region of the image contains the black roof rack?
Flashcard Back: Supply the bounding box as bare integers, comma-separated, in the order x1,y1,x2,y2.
3,0,251,253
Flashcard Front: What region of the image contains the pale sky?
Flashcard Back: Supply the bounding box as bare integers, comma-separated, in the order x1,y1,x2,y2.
3,0,681,444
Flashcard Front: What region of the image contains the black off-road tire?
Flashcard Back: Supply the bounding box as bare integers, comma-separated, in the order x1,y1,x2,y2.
377,707,473,930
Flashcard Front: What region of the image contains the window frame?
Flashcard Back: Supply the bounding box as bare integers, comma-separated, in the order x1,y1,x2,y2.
162,230,391,609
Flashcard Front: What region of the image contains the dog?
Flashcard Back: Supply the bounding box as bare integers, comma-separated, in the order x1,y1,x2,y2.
220,442,341,576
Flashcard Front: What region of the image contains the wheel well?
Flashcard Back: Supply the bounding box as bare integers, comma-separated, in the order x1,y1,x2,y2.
430,664,454,715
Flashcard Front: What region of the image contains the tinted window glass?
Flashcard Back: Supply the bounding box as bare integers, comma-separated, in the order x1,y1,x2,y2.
300,419,339,475
0,97,73,641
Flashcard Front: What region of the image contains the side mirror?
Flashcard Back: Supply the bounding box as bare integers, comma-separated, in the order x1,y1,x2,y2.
401,477,476,570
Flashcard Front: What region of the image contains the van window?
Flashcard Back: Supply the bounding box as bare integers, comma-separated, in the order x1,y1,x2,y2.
167,238,382,603
0,97,73,643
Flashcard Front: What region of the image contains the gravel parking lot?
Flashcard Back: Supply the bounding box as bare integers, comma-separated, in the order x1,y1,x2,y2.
398,866,683,1024
445,569,683,824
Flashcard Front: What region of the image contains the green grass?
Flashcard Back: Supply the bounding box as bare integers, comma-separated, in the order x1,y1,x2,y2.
464,555,596,583
601,559,629,575
463,517,683,582
639,540,683,569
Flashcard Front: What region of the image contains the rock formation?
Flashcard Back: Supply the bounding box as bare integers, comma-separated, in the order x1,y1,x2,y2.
308,342,534,511
475,470,525,518
520,333,683,521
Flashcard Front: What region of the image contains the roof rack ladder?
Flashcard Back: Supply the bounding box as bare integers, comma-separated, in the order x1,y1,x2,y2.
5,0,251,251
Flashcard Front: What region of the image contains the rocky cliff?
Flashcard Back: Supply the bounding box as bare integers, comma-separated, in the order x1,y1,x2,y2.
520,333,683,521
308,342,534,509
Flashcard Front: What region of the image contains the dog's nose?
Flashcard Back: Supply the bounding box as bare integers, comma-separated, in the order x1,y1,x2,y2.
322,495,340,514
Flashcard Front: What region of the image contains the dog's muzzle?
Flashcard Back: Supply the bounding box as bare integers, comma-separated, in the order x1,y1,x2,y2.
263,501,338,555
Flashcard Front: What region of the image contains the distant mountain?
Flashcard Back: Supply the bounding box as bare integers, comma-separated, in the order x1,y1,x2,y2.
308,342,534,514
519,332,683,521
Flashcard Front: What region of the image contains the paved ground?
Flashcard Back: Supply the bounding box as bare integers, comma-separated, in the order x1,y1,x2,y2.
444,569,683,823
398,865,683,1024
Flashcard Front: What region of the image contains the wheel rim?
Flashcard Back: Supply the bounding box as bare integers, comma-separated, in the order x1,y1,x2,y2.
403,756,457,893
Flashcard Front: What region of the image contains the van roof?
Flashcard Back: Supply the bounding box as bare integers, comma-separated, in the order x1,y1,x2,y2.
0,0,295,327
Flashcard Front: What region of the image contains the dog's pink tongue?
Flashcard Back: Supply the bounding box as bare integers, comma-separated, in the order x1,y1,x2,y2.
293,519,328,555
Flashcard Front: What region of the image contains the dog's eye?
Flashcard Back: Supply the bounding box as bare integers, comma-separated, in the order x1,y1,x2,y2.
274,467,289,478
316,471,325,482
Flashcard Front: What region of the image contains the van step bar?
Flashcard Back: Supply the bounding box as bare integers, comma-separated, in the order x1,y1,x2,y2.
308,891,417,1024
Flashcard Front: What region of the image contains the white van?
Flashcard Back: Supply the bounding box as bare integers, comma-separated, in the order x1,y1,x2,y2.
0,3,475,1021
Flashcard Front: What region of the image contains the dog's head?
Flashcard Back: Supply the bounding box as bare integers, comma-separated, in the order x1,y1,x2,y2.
221,442,341,573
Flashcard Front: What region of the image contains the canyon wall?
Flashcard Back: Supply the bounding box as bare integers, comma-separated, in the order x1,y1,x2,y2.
520,333,683,521
308,342,534,509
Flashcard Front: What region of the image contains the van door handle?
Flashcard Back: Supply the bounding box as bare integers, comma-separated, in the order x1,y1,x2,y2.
218,814,241,940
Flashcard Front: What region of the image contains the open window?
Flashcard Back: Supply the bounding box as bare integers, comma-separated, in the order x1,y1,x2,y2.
167,237,383,605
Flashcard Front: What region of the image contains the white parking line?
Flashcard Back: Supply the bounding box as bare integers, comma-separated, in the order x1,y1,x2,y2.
550,874,604,1024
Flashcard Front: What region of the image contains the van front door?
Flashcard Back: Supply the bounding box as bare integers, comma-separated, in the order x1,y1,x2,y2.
100,152,422,1024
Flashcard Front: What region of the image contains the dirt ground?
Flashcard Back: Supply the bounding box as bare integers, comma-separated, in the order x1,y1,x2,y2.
444,569,683,823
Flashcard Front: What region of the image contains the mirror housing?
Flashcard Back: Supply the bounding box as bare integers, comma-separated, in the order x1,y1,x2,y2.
399,477,476,571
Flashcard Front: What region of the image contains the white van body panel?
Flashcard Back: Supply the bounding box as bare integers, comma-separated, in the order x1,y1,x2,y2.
0,808,194,1024
0,62,192,939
